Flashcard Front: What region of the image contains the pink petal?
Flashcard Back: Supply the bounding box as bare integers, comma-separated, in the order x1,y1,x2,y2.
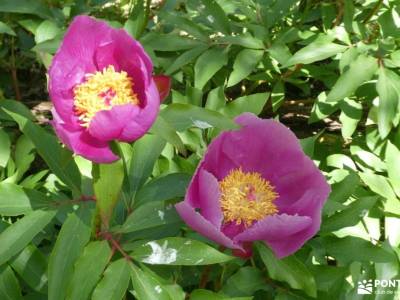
233,213,312,258
175,202,240,250
51,109,118,163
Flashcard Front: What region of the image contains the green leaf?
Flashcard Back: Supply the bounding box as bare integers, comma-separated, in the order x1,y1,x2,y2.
376,67,400,138
127,134,166,203
386,141,400,198
326,54,377,102
0,21,15,36
217,33,264,49
0,0,52,18
271,80,285,112
339,99,362,139
205,86,226,111
222,267,266,297
34,20,61,44
93,160,124,224
142,33,205,51
130,263,173,300
129,237,233,265
194,47,228,89
220,93,269,118
285,42,347,67
0,128,11,167
257,243,317,297
135,173,191,207
200,0,231,34
120,201,181,233
0,99,34,121
300,130,324,158
161,12,209,41
321,196,378,232
165,45,208,75
0,182,50,216
227,49,264,87
0,265,23,300
3,109,81,194
350,145,386,172
149,116,187,155
322,236,395,264
191,289,252,300
48,206,94,300
92,259,130,300
66,241,111,300
9,244,47,293
359,172,397,200
0,210,56,266
160,103,238,131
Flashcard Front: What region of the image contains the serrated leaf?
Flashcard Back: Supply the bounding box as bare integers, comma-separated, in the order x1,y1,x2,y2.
257,243,317,297
0,210,56,266
66,241,111,300
326,55,377,102
227,49,264,87
194,48,228,89
48,206,94,300
129,237,233,265
92,259,130,300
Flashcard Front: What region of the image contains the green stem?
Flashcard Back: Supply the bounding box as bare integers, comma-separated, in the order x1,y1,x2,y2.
363,0,383,24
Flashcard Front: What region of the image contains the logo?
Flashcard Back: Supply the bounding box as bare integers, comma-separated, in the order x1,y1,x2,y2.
358,279,373,295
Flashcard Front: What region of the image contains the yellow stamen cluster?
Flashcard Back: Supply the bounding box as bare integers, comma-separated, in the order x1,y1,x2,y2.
73,65,139,127
219,168,278,227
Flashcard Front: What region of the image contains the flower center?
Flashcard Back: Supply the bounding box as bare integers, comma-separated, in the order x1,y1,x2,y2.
219,168,278,227
73,65,139,127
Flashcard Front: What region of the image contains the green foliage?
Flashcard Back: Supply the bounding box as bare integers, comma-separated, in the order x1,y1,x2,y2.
1,0,400,299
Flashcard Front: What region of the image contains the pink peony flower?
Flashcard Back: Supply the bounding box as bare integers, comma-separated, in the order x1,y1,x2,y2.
49,16,170,163
175,113,330,258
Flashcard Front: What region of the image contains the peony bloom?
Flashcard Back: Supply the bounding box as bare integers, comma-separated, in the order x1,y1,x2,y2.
175,113,330,258
49,16,170,163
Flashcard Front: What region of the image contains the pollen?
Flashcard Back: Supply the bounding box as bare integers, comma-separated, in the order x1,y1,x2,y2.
73,65,139,127
219,168,278,227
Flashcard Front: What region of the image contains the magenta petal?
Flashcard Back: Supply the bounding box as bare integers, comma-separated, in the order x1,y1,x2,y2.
88,104,140,142
175,202,240,250
52,109,118,163
153,75,172,102
234,213,312,258
197,169,223,227
118,79,160,142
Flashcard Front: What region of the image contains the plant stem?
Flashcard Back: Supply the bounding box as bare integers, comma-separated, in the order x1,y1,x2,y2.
363,0,383,24
10,38,21,101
